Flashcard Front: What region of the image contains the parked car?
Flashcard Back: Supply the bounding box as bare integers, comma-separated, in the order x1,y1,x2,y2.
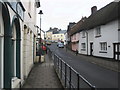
57,42,64,48
46,40,51,45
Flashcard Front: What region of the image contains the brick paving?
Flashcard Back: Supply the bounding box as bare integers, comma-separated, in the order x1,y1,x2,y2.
22,54,63,88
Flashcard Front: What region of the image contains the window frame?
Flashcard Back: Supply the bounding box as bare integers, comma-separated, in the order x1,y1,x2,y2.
82,31,86,38
95,26,101,37
99,42,107,53
81,43,86,51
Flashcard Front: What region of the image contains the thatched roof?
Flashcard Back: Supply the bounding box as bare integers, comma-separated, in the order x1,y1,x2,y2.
70,2,119,35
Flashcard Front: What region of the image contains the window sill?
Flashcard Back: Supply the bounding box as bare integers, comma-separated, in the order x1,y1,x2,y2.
81,49,86,51
82,36,86,38
95,35,101,38
99,51,107,53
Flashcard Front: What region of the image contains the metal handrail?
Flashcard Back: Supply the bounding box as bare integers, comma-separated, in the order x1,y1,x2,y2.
48,48,96,90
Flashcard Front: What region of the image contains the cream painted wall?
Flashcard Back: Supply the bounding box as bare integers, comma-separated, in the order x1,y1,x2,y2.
21,0,37,35
52,33,65,42
46,32,52,41
0,1,38,88
7,0,38,87
20,1,38,86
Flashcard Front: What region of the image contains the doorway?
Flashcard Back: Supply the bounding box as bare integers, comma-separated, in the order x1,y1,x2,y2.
113,43,120,60
90,43,93,56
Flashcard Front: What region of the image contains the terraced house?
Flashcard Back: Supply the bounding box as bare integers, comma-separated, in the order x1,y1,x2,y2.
69,1,120,60
0,0,40,88
70,17,86,51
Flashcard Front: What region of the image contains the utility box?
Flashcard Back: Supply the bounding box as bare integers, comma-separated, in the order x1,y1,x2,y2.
41,55,45,62
36,56,39,63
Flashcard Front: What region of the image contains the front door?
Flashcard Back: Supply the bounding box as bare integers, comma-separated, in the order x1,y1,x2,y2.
90,43,93,56
113,43,120,60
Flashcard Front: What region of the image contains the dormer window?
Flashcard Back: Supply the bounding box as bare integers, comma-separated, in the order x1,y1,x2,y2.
95,26,101,37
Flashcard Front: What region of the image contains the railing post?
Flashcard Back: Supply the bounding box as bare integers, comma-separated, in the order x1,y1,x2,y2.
77,73,79,90
69,67,71,89
58,57,59,73
91,86,96,90
48,48,96,90
61,60,62,79
53,54,55,67
65,63,67,87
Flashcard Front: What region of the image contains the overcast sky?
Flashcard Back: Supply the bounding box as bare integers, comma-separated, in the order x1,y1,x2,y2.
36,0,114,31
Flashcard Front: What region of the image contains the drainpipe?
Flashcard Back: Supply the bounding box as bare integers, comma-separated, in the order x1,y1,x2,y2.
85,31,88,55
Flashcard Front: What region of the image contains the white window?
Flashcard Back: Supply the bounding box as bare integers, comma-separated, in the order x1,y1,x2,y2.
82,31,85,38
96,26,101,37
81,43,86,50
100,42,107,51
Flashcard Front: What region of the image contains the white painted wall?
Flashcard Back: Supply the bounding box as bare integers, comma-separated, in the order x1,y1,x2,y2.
118,20,120,42
79,32,87,55
93,20,118,58
88,29,94,55
79,20,119,58
118,30,120,42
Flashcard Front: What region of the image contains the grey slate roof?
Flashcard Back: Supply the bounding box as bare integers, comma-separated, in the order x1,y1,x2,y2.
53,30,66,34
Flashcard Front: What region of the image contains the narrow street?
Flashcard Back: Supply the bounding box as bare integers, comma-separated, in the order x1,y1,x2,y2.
48,43,119,88
0,0,120,89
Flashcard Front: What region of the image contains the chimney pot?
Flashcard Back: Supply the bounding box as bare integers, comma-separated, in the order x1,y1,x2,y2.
91,6,97,14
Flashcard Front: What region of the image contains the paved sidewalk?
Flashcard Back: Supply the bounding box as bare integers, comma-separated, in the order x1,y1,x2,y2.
22,54,63,88
65,48,120,72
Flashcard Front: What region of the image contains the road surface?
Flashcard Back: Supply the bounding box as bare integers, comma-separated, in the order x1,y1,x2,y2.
48,43,119,88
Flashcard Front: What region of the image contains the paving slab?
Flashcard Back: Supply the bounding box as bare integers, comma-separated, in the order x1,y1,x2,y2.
22,54,63,88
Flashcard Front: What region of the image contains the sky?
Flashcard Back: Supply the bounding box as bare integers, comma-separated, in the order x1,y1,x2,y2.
36,0,114,31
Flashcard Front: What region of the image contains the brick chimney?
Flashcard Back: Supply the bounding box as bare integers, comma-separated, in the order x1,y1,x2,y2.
91,6,97,14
